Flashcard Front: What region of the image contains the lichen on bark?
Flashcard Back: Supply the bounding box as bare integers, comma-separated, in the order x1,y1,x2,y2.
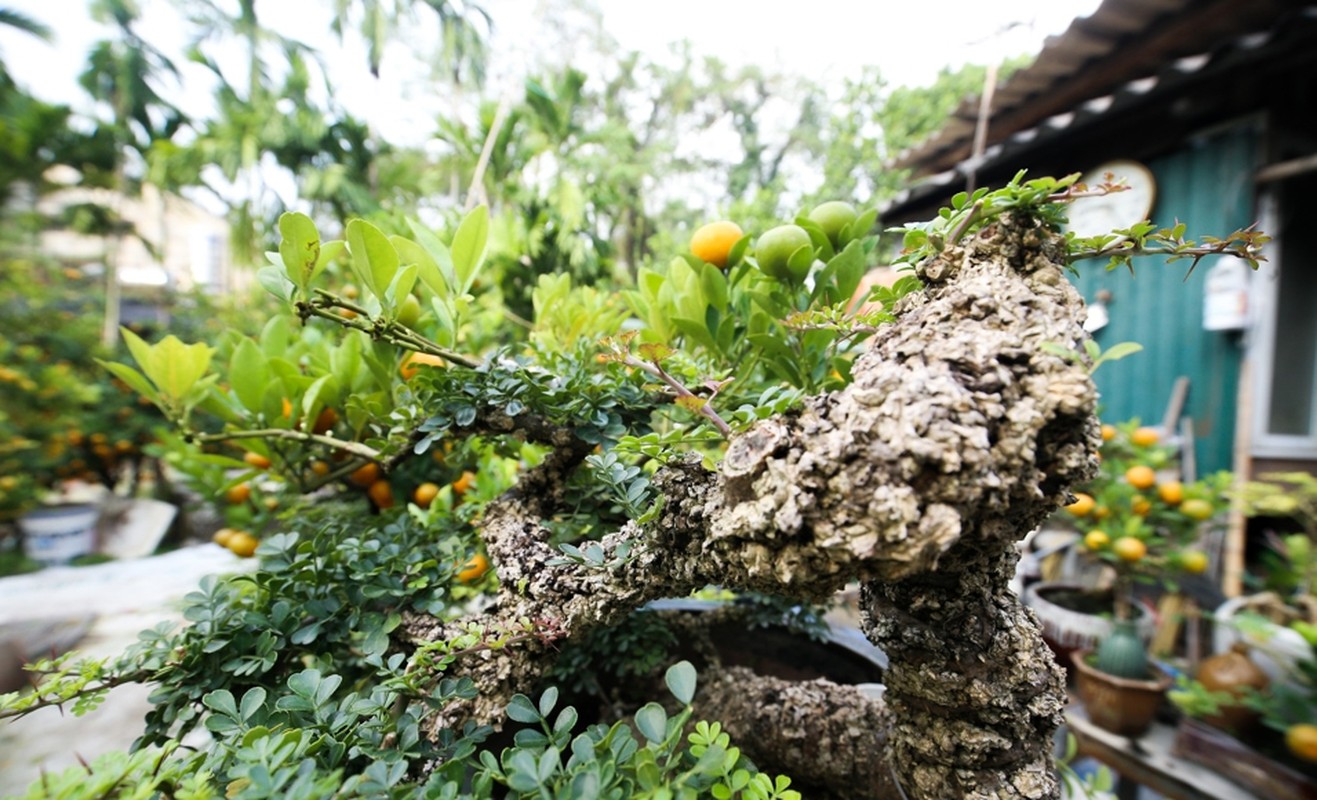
404,212,1099,799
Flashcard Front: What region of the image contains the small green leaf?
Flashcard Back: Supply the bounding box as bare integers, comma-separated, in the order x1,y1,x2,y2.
278,212,320,292
229,339,269,414
665,660,697,705
313,239,344,286
634,702,667,743
506,693,541,724
202,690,238,720
257,265,295,302
407,220,457,292
538,686,559,718
98,361,161,407
120,327,158,382
347,219,399,301
452,204,489,294
392,235,448,298
239,687,267,723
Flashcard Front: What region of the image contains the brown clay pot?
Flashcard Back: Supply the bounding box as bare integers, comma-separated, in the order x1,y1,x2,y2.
1197,642,1270,735
1073,648,1171,737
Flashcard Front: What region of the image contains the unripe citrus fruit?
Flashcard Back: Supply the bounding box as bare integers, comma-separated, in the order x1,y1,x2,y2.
1181,498,1214,521
1092,505,1111,520
1131,427,1159,447
349,462,381,487
227,531,259,558
413,482,440,508
1113,536,1147,562
1125,465,1156,490
367,479,395,509
1287,723,1317,763
1158,481,1184,506
755,224,813,282
456,553,490,583
689,220,743,268
1084,530,1110,551
225,483,251,504
1180,550,1209,574
807,200,858,247
243,452,271,470
400,351,445,381
1065,493,1096,516
397,294,422,327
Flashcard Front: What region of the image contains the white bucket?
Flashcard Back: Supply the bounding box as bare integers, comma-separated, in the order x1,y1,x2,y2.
19,505,99,565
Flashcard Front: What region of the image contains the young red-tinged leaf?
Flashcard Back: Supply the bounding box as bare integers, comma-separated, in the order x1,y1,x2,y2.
637,343,674,362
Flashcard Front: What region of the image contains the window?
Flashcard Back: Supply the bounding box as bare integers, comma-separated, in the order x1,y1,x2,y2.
1251,173,1317,457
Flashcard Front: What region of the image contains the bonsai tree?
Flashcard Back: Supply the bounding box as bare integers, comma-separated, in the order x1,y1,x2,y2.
1062,419,1231,619
1,174,1267,799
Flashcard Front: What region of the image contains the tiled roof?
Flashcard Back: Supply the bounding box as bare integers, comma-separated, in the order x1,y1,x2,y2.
883,0,1314,218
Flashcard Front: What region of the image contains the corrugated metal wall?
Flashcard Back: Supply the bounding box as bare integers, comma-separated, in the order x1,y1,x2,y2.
1070,120,1261,475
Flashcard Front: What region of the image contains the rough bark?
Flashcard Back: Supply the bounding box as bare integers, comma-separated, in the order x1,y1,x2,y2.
402,213,1098,799
697,667,896,800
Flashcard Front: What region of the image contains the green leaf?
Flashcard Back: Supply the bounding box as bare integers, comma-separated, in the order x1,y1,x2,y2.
392,235,448,299
229,339,269,414
347,219,399,301
314,240,344,286
120,327,158,382
257,265,295,302
700,261,729,313
672,317,718,352
665,661,697,705
506,693,541,724
98,361,161,407
239,687,267,723
1091,341,1144,371
259,315,292,358
842,208,879,245
387,264,419,307
301,374,333,422
538,686,559,718
152,335,215,403
277,212,320,292
813,241,865,306
202,689,238,720
634,702,667,743
452,204,489,294
407,220,456,292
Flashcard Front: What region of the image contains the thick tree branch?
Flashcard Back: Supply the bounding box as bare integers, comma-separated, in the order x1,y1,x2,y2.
405,214,1098,799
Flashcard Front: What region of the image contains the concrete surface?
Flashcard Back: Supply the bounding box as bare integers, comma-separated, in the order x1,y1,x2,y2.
0,545,251,795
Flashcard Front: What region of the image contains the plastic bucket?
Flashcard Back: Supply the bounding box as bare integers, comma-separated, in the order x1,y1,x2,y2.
19,505,99,565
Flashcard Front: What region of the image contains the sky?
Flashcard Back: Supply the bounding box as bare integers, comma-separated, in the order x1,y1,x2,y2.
2,0,1104,144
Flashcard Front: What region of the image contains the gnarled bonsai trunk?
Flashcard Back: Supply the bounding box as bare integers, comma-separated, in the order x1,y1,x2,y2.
404,213,1098,799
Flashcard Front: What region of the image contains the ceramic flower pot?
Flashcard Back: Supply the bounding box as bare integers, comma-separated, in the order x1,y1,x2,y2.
1073,647,1171,737
1022,582,1153,671
1213,593,1313,688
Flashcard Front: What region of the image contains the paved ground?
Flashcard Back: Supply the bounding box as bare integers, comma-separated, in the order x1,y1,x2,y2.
0,545,251,796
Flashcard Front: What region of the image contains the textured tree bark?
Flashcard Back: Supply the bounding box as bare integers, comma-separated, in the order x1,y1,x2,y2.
697,667,896,800
403,213,1098,799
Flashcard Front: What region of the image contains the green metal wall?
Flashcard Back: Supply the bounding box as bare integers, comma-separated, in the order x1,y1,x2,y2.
1070,121,1261,475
